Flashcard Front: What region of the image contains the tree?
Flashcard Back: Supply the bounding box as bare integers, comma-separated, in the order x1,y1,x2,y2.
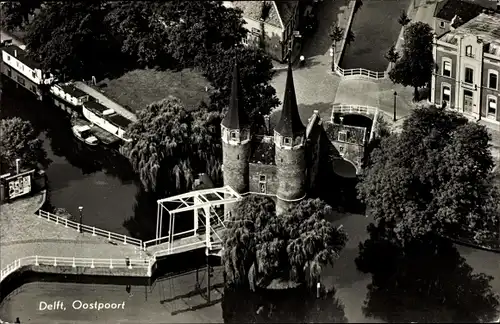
121,96,222,194
25,1,125,82
346,30,355,46
202,46,280,127
328,24,344,67
104,2,173,70
357,105,499,246
384,44,400,69
397,10,411,28
223,196,348,290
388,22,434,101
0,117,49,172
160,1,247,69
0,1,43,31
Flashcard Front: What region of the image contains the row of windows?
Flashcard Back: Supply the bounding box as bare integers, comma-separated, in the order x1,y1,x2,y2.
5,54,38,79
441,57,498,90
440,83,497,117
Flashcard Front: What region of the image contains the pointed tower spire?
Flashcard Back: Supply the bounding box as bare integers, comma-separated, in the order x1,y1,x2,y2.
222,60,249,129
275,63,305,137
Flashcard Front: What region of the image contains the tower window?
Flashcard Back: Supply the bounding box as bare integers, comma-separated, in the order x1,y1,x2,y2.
230,132,237,139
283,137,292,145
338,131,347,142
259,175,266,182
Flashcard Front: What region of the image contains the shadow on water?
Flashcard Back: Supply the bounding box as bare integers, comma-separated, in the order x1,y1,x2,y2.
222,286,347,323
355,224,500,323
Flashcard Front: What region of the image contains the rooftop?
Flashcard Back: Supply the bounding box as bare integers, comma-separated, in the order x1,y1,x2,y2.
2,45,41,70
84,100,109,114
250,135,275,165
106,113,132,129
434,0,486,23
226,1,298,29
59,84,87,99
438,13,500,55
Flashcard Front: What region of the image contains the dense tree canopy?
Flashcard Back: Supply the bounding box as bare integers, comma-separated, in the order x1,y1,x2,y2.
103,1,172,70
121,97,221,194
357,105,499,245
203,46,280,125
0,117,49,172
0,1,42,30
388,22,434,101
25,1,124,81
160,1,247,68
223,196,347,290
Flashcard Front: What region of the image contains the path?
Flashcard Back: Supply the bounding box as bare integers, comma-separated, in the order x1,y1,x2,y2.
0,193,141,269
271,0,354,122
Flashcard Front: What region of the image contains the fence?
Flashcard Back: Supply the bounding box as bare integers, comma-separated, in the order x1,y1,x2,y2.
37,210,143,248
331,104,379,120
0,255,153,282
334,64,386,80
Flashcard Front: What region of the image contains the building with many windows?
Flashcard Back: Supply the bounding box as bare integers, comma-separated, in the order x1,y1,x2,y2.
430,13,500,124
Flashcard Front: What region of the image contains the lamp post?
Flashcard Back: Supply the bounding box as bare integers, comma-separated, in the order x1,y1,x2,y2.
393,91,398,122
78,206,83,233
330,47,334,72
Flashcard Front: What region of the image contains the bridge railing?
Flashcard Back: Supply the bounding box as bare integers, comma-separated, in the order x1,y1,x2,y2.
334,64,386,80
0,255,153,282
331,104,379,121
37,210,143,248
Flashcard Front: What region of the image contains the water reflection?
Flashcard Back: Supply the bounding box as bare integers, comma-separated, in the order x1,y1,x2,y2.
222,286,347,323
356,223,500,323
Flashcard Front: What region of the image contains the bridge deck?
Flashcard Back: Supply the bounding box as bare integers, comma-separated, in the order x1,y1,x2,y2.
147,228,226,257
0,192,142,269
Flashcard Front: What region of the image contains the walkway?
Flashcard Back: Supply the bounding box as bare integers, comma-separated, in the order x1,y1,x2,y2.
73,81,137,122
271,0,354,122
0,193,141,270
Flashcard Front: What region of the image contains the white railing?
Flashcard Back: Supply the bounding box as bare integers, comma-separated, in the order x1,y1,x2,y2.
334,64,386,80
0,255,153,283
37,210,143,248
331,104,379,121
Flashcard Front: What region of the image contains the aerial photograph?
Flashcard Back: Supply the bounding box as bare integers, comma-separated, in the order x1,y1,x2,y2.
0,0,499,323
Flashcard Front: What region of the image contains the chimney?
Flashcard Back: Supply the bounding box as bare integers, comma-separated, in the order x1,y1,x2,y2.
14,49,17,57
264,114,270,135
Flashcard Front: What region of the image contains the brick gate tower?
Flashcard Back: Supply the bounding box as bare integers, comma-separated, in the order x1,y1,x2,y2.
274,63,307,215
221,61,251,195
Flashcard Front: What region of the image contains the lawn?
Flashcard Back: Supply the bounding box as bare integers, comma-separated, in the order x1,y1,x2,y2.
96,68,212,113
339,0,412,72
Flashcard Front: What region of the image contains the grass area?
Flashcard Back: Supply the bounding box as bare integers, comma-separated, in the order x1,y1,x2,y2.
96,68,212,113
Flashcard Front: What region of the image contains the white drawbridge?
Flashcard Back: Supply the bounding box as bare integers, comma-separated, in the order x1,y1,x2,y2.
143,186,242,258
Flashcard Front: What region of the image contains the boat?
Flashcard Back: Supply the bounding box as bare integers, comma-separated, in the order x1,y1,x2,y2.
72,125,99,146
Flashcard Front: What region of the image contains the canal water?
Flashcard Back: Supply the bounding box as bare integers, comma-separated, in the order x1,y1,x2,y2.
339,0,412,72
0,79,158,239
